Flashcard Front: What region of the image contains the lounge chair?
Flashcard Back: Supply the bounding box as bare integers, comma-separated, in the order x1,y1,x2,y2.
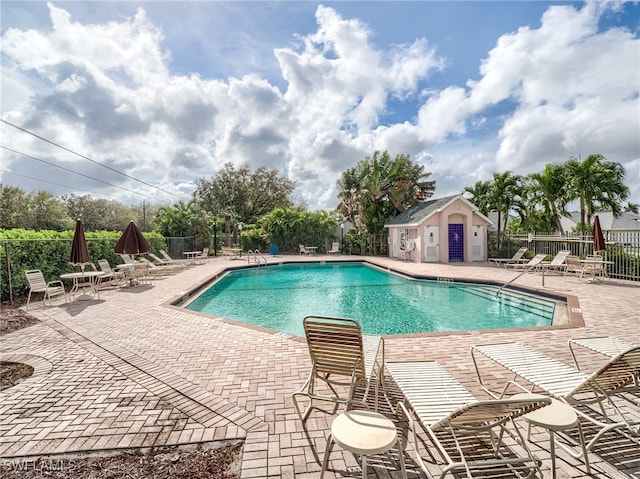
471,342,640,460
489,247,528,268
538,250,571,274
385,360,550,478
327,242,340,255
292,315,383,422
25,270,68,310
138,257,180,276
504,253,547,270
568,336,639,373
160,249,193,266
98,259,126,287
148,252,186,268
221,246,241,259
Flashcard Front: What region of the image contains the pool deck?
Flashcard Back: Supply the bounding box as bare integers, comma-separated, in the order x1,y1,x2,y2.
2,255,639,478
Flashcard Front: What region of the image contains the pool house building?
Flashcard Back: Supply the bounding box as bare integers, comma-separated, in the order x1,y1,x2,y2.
385,194,493,263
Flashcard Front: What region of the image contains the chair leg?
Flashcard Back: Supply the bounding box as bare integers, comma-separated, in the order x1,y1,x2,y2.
26,291,33,310
320,432,334,479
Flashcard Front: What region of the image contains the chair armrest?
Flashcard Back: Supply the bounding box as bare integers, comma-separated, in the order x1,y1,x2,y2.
47,280,65,289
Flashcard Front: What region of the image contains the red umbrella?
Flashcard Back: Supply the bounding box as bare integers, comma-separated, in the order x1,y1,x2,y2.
115,221,150,255
593,215,606,253
70,219,90,271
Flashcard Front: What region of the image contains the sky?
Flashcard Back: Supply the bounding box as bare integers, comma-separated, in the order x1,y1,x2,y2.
1,1,639,213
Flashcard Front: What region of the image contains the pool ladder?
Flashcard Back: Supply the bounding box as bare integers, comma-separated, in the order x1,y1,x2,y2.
247,249,267,266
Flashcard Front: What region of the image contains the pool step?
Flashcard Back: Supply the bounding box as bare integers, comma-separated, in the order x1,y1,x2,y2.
461,285,555,319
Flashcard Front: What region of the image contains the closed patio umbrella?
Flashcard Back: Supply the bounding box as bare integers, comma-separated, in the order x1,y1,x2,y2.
70,219,90,271
115,221,150,287
593,215,606,253
114,221,150,256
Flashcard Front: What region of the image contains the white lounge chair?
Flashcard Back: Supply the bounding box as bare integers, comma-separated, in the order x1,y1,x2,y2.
386,360,550,478
471,342,640,461
489,247,528,268
327,242,340,255
568,336,639,372
292,315,383,422
138,258,180,276
504,253,547,270
148,252,185,268
25,269,67,310
160,250,193,266
538,250,572,274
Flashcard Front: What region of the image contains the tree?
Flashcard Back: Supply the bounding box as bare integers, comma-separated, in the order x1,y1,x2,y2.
155,200,212,239
463,180,493,217
624,202,639,214
0,185,29,229
337,151,435,236
524,163,571,233
564,154,629,235
489,171,522,236
193,163,295,224
259,208,338,253
24,191,74,231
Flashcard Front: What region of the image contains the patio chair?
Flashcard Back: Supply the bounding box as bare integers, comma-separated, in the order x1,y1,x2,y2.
327,242,340,255
568,336,639,376
504,253,547,271
564,255,584,281
489,247,528,268
25,269,67,310
160,249,193,266
471,342,640,459
538,250,571,274
299,244,310,255
98,259,126,287
148,252,186,268
385,360,550,478
118,254,151,285
196,247,209,264
292,315,384,422
138,257,180,276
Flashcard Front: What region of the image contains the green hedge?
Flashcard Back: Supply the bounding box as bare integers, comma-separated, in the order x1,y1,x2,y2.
1,229,166,302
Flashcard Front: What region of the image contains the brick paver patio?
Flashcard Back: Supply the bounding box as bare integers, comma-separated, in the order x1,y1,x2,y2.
1,255,639,478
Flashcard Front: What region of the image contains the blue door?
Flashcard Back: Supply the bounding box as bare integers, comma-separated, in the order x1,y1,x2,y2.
448,224,464,262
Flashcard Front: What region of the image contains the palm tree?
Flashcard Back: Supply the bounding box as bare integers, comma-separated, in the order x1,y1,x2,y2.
463,180,493,216
337,150,435,234
564,154,629,235
489,171,522,236
624,202,639,214
526,163,571,233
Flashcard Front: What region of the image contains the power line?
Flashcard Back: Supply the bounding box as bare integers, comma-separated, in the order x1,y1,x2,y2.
0,145,157,200
1,119,182,199
3,171,94,193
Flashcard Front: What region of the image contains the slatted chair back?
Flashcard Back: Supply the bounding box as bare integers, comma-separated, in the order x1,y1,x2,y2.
99,259,114,274
25,270,48,292
303,316,366,381
571,346,640,400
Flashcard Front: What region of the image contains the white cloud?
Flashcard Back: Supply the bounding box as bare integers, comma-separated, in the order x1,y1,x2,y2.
0,1,637,212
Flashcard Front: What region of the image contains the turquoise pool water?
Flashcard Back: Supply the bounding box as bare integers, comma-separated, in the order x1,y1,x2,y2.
185,263,555,336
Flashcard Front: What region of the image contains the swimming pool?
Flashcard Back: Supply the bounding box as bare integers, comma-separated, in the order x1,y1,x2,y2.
184,262,556,336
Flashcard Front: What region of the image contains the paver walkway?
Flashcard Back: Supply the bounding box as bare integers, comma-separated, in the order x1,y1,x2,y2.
1,255,639,478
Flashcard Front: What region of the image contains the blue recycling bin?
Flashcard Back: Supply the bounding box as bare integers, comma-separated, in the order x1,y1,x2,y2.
270,245,279,256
